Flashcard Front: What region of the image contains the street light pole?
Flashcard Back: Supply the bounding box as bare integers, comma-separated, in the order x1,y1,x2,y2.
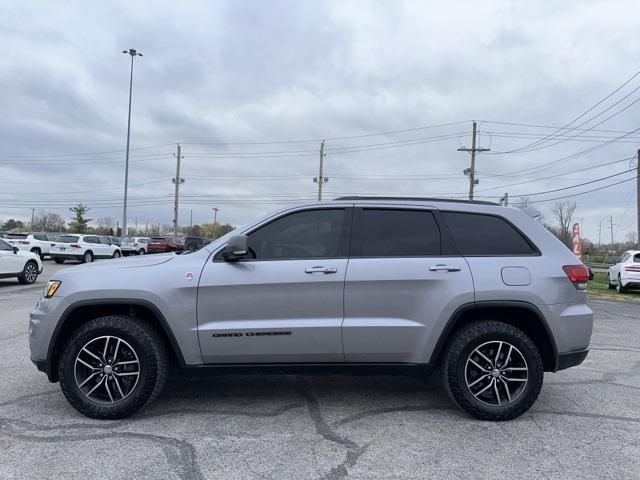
121,48,143,241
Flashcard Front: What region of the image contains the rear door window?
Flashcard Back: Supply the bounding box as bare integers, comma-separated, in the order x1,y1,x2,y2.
350,209,441,257
442,212,538,256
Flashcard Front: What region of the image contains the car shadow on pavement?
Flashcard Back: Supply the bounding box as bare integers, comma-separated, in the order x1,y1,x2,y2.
140,370,453,422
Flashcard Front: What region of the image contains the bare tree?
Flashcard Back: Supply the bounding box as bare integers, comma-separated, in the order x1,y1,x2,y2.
550,201,576,249
514,197,543,223
32,210,66,232
95,217,116,235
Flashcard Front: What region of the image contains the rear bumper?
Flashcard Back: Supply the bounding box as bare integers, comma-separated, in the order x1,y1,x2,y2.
556,349,589,371
51,253,83,260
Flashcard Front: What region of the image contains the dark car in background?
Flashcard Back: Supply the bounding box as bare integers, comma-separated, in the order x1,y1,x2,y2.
147,236,185,253
105,236,121,247
184,236,212,251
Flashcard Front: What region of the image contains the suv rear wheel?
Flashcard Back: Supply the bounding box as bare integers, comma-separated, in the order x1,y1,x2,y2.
58,315,168,419
82,251,93,263
441,321,543,421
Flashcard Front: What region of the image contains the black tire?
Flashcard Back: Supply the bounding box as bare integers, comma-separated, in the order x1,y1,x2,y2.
58,315,168,419
607,274,615,289
31,248,43,260
617,274,626,294
17,260,39,285
113,250,121,259
82,250,93,263
54,257,65,264
441,321,543,421
138,248,145,255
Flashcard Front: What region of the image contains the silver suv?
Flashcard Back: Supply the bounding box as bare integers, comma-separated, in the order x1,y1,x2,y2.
30,197,593,420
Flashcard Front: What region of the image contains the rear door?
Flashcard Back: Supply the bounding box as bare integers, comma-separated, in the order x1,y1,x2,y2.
342,207,474,363
197,207,352,363
84,236,102,257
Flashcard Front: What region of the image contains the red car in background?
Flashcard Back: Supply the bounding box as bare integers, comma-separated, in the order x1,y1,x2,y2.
146,236,185,253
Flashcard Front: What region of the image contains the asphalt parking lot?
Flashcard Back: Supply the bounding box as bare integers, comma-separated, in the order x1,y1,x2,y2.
1,261,639,479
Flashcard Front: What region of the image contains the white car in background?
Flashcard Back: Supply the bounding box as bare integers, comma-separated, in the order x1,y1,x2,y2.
50,234,122,264
4,233,55,260
0,238,43,284
120,237,150,256
608,250,640,293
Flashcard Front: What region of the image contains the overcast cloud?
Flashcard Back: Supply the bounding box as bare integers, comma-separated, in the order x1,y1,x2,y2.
1,0,640,242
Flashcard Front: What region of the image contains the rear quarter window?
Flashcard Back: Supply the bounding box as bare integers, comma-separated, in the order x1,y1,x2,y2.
442,211,538,256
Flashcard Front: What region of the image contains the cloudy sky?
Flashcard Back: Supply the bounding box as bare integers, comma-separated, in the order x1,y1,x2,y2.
1,0,639,242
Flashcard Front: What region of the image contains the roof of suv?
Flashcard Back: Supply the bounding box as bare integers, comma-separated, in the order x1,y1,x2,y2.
333,196,499,206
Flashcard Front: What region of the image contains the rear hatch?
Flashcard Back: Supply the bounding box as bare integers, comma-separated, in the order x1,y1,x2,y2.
51,235,81,254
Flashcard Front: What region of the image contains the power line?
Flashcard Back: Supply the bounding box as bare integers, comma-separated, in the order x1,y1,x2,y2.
486,65,640,154
498,89,640,154
511,168,635,197
487,127,640,178
527,176,637,204
476,155,635,192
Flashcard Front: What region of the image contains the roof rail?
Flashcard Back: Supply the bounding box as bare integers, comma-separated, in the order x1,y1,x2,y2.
333,196,499,206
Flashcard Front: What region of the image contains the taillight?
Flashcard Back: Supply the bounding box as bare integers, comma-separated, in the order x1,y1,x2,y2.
563,265,589,290
625,265,640,272
70,244,82,249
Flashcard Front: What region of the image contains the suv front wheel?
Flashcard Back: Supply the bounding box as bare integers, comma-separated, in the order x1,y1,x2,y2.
441,321,543,421
58,315,168,419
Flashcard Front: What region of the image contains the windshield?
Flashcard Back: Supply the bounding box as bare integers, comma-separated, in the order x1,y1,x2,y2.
55,235,79,243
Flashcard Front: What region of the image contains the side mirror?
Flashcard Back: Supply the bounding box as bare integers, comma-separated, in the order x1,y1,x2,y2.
222,234,249,262
588,267,594,281
13,247,19,254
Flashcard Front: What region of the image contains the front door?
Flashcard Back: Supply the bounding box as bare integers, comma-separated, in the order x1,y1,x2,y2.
342,207,474,363
0,239,23,274
197,207,351,363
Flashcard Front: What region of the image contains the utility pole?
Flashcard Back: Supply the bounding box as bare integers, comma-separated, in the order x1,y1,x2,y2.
458,121,490,200
499,193,509,206
190,209,193,235
172,143,184,241
212,207,219,238
313,140,328,201
610,216,615,245
121,48,143,242
637,149,640,248
598,221,602,248
30,208,35,230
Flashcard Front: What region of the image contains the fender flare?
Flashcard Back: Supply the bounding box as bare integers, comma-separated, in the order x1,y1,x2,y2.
44,298,187,382
430,300,559,371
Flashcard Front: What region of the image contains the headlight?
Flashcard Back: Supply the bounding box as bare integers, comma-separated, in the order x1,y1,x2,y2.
44,280,61,298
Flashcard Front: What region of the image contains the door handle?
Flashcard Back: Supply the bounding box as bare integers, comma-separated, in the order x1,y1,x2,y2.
305,266,338,274
429,264,461,272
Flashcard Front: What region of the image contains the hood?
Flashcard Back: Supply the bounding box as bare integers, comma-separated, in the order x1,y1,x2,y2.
63,253,175,272
16,250,39,261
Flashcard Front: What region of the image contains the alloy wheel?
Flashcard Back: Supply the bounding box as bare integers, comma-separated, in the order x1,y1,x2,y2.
464,340,528,407
24,263,38,283
74,336,140,404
